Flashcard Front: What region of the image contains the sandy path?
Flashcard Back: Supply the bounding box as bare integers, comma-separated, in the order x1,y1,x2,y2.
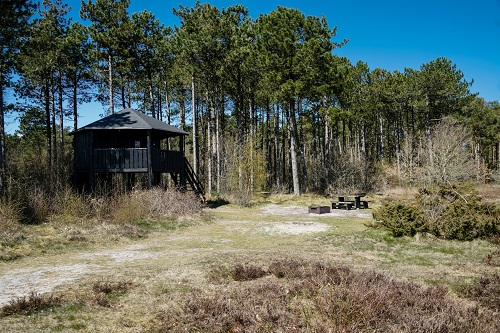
0,205,369,307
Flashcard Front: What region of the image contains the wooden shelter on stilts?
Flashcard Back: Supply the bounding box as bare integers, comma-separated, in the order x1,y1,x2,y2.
70,108,204,199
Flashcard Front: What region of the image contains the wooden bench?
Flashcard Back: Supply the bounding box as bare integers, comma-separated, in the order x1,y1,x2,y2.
332,201,355,210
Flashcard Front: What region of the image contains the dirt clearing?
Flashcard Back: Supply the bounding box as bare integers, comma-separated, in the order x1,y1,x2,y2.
0,203,496,332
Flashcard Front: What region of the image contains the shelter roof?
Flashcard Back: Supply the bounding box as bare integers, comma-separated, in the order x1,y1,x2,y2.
71,108,189,135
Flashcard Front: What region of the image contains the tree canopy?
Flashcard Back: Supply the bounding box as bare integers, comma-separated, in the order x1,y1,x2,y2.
2,0,499,198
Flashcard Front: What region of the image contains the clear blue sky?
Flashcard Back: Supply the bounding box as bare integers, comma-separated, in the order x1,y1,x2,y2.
7,0,500,132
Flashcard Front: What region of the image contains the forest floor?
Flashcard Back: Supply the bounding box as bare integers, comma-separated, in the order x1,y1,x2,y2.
0,198,498,332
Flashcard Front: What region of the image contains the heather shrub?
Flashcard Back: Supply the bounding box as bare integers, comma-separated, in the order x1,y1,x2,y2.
372,201,426,237
230,263,268,281
91,278,133,308
460,273,500,311
0,292,63,317
153,260,499,333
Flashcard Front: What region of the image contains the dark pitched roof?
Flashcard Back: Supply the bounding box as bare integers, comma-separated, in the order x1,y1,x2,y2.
71,108,189,135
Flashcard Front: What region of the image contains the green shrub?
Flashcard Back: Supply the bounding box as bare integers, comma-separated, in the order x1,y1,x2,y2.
430,201,499,240
372,201,426,237
372,183,500,240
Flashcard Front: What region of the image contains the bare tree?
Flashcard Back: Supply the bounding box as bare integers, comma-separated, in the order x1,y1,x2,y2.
421,117,475,184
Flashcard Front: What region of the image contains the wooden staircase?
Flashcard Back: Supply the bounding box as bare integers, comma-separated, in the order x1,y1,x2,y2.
183,158,205,201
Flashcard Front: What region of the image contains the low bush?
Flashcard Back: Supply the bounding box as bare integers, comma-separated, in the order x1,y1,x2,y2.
483,249,500,266
372,183,500,240
372,201,426,237
431,201,499,240
53,187,92,222
152,260,499,333
230,263,268,281
0,292,63,317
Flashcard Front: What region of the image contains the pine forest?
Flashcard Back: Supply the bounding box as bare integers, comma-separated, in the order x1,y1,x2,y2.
2,0,500,201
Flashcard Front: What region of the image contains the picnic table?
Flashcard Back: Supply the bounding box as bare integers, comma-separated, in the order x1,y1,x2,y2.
331,194,369,210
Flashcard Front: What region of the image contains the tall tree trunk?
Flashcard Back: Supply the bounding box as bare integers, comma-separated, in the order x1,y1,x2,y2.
72,76,78,130
216,94,221,194
58,71,64,178
297,100,307,192
325,118,332,187
108,53,114,114
51,86,58,186
0,70,6,197
45,81,52,189
264,102,270,188
148,72,155,118
207,93,212,196
191,76,198,175
288,99,300,195
249,95,254,192
274,103,280,191
165,82,172,125
179,96,185,129
476,142,481,182
157,90,162,121
121,85,126,109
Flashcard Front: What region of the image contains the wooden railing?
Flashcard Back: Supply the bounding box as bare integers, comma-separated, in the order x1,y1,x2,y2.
92,148,183,173
152,150,183,172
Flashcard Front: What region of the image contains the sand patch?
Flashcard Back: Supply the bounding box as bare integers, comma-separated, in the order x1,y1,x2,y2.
260,221,330,235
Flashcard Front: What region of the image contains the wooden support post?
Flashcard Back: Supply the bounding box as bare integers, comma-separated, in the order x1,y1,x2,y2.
89,130,95,192
180,135,186,189
147,130,152,189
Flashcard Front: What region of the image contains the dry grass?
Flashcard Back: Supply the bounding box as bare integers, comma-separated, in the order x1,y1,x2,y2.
152,260,499,333
477,184,500,203
111,188,205,224
0,201,21,233
0,188,205,262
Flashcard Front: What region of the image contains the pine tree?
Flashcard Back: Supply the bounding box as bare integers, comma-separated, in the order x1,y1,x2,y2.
0,0,35,197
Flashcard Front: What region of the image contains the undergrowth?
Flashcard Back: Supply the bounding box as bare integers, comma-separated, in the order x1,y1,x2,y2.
0,187,205,261
152,260,499,333
0,292,63,317
459,273,500,311
0,278,134,317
